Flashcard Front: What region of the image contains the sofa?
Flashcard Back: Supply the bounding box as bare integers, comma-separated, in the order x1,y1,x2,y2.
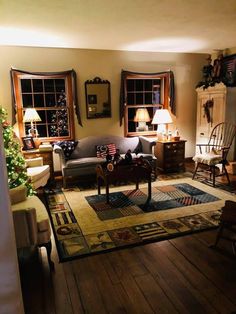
54,135,156,187
10,185,54,270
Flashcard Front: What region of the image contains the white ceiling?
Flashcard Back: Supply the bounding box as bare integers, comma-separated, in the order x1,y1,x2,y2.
0,0,236,53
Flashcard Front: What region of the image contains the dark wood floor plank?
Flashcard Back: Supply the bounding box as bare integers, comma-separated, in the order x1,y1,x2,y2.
135,273,179,314
157,238,236,313
108,250,155,313
49,235,74,314
101,253,121,285
88,254,128,314
72,258,107,314
134,246,190,314
63,262,84,314
40,250,56,314
144,242,218,314
119,248,148,277
195,229,236,257
170,234,236,304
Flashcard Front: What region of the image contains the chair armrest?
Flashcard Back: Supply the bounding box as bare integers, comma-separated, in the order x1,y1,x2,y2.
53,144,66,166
12,207,38,248
25,157,43,167
139,136,156,154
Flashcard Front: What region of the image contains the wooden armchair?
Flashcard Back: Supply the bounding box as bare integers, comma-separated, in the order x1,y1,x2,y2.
192,122,236,186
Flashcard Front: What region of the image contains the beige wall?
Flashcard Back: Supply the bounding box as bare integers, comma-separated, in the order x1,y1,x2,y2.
0,46,207,157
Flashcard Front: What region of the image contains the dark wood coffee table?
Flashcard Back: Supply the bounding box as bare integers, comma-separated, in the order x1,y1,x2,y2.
96,160,152,207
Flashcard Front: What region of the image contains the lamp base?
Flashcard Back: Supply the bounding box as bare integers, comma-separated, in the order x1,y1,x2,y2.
136,121,148,132
28,127,38,137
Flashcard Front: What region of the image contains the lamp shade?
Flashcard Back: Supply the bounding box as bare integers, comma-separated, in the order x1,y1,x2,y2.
134,108,151,122
23,108,41,123
151,109,173,125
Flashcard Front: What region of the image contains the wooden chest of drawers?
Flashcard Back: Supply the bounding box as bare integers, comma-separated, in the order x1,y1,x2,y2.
154,140,186,173
22,149,54,179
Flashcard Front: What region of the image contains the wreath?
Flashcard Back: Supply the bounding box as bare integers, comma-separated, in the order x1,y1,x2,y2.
203,99,214,124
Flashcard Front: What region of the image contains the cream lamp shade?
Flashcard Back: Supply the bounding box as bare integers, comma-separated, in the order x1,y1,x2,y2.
23,108,41,137
134,108,151,131
151,109,173,140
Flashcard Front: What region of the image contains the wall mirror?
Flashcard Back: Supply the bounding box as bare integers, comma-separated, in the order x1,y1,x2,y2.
85,77,111,119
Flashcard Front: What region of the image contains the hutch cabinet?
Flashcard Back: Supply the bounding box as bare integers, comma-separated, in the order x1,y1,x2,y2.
195,83,236,160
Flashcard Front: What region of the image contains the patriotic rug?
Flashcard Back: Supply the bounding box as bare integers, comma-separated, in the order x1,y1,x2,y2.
44,178,235,262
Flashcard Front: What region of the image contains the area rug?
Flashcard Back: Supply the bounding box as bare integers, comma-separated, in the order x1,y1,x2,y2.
86,182,220,220
44,178,235,262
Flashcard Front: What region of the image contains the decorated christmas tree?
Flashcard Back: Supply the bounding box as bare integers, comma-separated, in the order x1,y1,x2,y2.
0,106,33,195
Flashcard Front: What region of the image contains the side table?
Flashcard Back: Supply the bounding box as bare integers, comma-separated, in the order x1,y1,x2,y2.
22,149,54,180
154,140,186,173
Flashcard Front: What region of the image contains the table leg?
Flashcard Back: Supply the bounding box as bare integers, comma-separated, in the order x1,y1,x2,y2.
106,183,109,203
143,176,152,212
147,176,151,201
97,177,101,195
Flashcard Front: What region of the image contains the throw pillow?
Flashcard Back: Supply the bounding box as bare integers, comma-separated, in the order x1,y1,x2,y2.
54,140,78,159
96,143,116,158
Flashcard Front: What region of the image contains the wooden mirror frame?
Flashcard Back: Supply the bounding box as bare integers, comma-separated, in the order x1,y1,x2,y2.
85,77,111,119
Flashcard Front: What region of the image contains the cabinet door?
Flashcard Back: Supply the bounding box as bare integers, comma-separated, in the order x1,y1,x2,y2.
196,94,211,145
211,92,226,126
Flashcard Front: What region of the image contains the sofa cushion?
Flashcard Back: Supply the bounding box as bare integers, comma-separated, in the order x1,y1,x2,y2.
70,135,140,159
66,157,106,169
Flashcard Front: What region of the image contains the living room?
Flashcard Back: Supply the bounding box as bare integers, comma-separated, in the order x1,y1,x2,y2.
1,1,236,313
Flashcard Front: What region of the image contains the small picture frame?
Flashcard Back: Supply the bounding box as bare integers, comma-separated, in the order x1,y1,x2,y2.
22,137,35,151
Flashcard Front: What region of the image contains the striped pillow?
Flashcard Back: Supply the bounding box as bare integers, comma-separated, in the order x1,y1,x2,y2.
107,143,116,156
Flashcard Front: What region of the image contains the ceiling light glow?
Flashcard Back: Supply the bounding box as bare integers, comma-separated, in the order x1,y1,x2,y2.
123,37,206,53
0,27,68,48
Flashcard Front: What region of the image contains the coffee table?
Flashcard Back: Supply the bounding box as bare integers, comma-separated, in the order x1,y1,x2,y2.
96,160,152,206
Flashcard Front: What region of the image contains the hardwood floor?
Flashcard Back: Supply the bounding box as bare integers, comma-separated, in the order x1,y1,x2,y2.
19,163,236,314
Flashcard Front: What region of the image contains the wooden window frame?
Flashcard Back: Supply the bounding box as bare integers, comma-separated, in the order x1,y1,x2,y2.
11,69,75,142
123,72,169,137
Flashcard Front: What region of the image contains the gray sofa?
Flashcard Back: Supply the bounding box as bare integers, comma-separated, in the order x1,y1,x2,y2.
54,135,156,187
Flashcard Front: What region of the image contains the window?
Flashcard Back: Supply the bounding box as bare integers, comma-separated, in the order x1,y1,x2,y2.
11,69,77,141
121,72,170,137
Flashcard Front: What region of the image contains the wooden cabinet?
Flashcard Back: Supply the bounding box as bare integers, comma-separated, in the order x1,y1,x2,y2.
22,149,54,179
196,82,236,160
123,73,169,137
154,140,186,173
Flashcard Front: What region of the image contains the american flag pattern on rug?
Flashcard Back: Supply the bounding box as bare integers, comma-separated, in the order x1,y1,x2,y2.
86,183,220,220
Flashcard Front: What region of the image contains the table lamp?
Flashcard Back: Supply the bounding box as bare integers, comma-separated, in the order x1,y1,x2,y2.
23,108,41,137
134,108,151,132
151,109,173,140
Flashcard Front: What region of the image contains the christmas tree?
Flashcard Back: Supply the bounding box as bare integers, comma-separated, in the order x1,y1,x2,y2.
0,106,33,195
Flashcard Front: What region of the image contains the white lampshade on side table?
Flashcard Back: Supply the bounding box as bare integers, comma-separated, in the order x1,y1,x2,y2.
151,109,173,140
